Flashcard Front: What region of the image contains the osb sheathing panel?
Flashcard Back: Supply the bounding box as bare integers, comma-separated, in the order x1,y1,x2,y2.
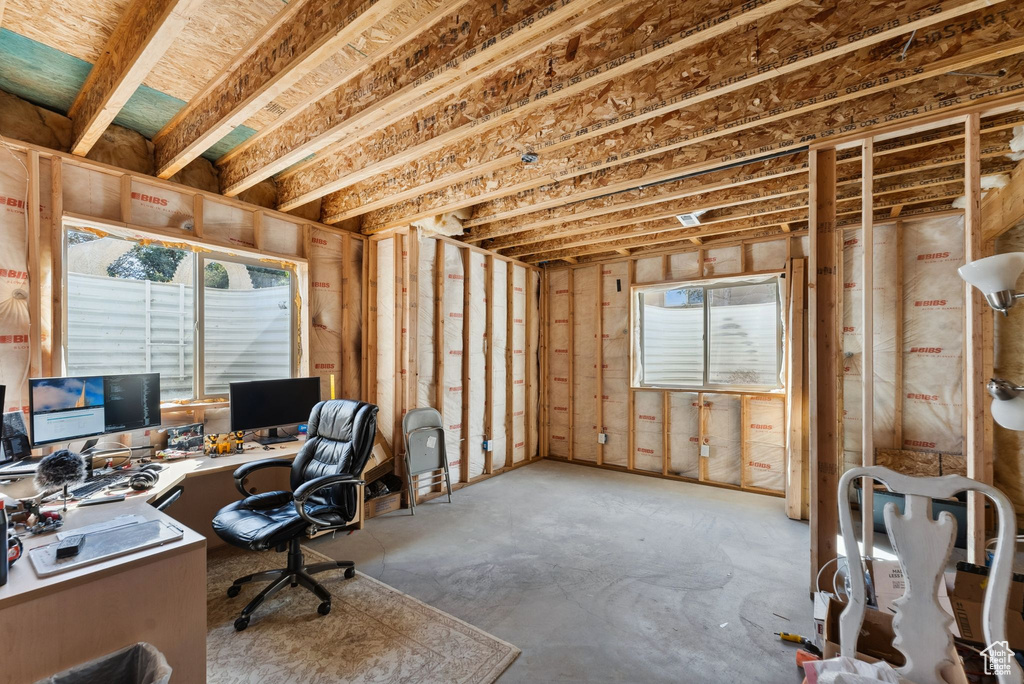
601,261,630,467
356,48,1024,231
994,222,1024,526
546,268,570,458
571,264,598,462
333,3,1022,225
225,0,554,190
236,0,453,134
4,0,129,65
282,0,740,205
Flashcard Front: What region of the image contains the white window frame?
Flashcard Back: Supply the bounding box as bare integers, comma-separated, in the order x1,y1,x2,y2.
61,222,299,405
631,273,784,393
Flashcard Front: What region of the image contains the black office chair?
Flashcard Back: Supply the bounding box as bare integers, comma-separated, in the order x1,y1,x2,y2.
212,399,378,631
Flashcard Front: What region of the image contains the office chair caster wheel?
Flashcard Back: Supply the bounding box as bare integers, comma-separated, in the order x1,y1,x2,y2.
317,601,331,616
234,617,250,631
227,585,241,598
344,567,356,579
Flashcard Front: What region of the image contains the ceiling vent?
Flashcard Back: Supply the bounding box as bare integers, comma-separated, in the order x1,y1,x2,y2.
676,213,702,227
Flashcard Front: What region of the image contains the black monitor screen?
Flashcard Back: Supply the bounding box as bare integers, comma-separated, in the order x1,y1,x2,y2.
104,373,161,433
28,373,161,446
229,377,321,432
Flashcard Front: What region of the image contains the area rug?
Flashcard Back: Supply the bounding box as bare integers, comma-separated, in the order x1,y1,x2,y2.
207,546,519,683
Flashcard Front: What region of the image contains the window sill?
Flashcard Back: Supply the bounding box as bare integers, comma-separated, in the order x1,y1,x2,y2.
631,386,785,396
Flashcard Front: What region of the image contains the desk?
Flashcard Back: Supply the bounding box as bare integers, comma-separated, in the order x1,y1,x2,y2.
0,502,206,684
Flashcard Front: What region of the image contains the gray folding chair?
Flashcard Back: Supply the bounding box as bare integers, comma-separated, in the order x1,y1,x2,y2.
402,408,452,515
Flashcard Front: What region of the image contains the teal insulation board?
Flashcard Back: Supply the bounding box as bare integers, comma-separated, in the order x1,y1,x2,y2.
0,28,256,161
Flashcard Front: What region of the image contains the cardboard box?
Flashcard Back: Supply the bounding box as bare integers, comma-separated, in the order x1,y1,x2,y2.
868,560,954,628
947,562,1024,650
822,597,906,667
365,491,402,519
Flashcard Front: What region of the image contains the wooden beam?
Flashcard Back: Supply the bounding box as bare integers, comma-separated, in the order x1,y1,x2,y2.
809,147,841,591
981,157,1024,242
485,177,809,252
349,43,1024,232
323,4,1023,225
153,0,405,178
278,0,801,211
66,0,204,156
505,261,515,468
964,112,991,565
219,0,624,196
785,257,806,520
860,138,874,555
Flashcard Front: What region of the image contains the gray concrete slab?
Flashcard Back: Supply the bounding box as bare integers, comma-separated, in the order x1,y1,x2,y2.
309,459,813,683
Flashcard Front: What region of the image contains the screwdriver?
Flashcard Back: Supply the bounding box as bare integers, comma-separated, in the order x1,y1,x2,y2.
775,632,822,656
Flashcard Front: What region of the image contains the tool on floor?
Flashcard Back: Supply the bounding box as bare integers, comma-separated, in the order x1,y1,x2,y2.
775,632,822,657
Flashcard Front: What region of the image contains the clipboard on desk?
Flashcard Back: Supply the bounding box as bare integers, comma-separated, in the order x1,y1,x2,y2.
29,519,184,578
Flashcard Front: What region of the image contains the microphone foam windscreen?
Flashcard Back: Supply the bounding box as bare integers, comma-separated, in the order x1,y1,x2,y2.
35,450,87,492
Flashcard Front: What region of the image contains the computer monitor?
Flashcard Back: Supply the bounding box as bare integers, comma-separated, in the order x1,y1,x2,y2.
28,373,161,446
229,377,321,444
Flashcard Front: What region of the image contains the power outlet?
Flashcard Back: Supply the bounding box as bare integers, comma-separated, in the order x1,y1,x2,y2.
597,433,608,444
700,443,711,458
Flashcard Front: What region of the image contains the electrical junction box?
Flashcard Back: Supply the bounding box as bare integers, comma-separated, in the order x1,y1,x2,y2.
597,433,608,444
700,444,711,458
482,440,493,452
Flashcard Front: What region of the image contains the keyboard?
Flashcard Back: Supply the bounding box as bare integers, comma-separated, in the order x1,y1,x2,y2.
70,472,127,499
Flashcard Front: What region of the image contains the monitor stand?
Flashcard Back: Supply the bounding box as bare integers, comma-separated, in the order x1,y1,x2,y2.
255,428,297,445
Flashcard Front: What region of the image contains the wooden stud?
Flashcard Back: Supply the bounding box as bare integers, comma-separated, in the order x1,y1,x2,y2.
596,263,605,465
740,395,751,488
484,254,494,473
66,0,203,155
367,240,378,405
698,392,708,482
407,229,420,414
809,147,841,591
192,194,203,239
540,269,550,458
505,261,514,469
861,138,875,555
461,247,471,483
50,158,64,376
526,269,537,461
26,151,41,390
662,391,670,477
120,174,132,223
785,258,807,520
627,259,636,471
963,112,990,565
566,266,575,462
394,233,405,459
252,210,264,252
360,234,369,401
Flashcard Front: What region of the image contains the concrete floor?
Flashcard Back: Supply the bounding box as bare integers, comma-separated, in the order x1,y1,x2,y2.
310,460,813,683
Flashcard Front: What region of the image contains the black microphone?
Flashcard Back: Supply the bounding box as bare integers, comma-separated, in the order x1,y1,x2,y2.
35,450,86,511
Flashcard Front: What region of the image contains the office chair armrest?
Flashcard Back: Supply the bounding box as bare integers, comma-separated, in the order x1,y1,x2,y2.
233,458,293,497
293,474,365,531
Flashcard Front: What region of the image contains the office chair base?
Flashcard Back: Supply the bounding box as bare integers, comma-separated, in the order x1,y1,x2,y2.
227,538,355,630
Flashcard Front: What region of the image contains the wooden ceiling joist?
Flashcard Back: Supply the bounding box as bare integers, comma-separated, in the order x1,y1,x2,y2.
324,1,1023,229
276,0,802,211
66,0,205,156
152,0,407,178
483,177,809,252
465,155,809,242
218,0,627,196
981,159,1024,242
353,31,1024,233
527,210,810,263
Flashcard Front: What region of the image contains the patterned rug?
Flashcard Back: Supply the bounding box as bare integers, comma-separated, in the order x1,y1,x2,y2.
207,546,519,683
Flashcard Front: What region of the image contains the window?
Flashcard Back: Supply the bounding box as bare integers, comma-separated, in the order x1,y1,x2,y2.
64,227,296,402
633,276,782,390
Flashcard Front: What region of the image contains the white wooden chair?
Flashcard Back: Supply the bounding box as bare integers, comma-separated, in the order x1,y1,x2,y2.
837,466,1023,684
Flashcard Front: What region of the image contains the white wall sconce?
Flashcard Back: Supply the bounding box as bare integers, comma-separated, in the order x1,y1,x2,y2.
958,253,1024,315
987,379,1024,430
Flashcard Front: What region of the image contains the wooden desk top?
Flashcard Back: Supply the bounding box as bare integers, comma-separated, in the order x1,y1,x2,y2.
0,500,206,610
140,438,307,504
